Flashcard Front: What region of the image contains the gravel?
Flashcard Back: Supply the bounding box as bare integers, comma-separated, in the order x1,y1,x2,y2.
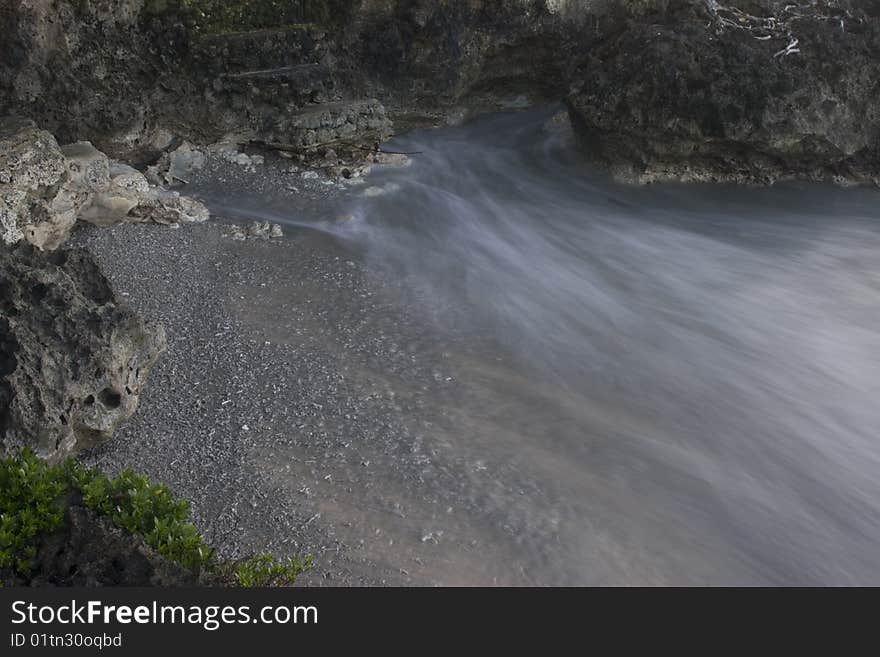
66,153,564,586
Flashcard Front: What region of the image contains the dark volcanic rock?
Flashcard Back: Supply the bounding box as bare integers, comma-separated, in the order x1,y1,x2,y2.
566,0,880,184
0,245,165,462
0,0,193,155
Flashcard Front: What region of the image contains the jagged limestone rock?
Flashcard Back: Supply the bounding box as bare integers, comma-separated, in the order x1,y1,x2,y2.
80,163,151,226
262,100,393,152
0,245,166,462
0,118,75,250
133,188,210,225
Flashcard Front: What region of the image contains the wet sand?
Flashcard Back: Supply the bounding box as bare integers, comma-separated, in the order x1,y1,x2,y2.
72,218,560,585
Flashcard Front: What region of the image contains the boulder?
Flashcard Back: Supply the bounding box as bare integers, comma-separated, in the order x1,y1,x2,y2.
262,100,393,151
145,141,207,185
133,188,210,225
80,163,151,226
0,118,169,247
0,245,166,462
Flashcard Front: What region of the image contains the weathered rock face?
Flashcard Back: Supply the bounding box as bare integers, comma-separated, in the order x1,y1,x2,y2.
0,0,196,155
565,0,880,184
261,99,392,150
1,117,211,244
3,1,878,184
0,245,166,462
351,0,593,123
0,1,591,154
0,118,85,250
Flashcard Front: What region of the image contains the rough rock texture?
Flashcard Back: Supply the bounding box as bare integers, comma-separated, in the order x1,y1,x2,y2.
0,245,166,462
0,0,196,156
80,163,152,226
1,116,211,244
223,220,284,241
351,0,592,123
566,0,880,184
15,494,197,586
0,118,83,250
3,1,878,183
0,2,390,157
0,1,590,155
132,188,210,225
261,99,392,150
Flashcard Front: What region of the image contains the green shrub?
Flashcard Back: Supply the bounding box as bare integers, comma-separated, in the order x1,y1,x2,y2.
0,450,310,585
74,467,212,571
233,553,314,587
0,451,68,573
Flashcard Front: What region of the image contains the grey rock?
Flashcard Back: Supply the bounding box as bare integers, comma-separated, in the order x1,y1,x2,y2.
0,119,161,248
146,141,207,185
133,188,210,225
0,245,166,462
60,141,110,193
0,118,78,250
373,151,411,168
223,220,284,240
263,100,393,152
80,163,151,226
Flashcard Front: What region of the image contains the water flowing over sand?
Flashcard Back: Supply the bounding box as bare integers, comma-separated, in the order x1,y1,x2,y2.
198,106,880,584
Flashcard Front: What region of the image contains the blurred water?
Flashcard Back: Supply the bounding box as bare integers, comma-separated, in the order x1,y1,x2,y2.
335,106,880,584
200,105,880,584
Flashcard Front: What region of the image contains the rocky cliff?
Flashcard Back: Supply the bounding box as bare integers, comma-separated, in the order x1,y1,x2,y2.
4,1,876,184
566,0,880,184
0,1,590,155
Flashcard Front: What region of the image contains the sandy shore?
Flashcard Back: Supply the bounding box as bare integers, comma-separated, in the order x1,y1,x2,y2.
69,211,537,586
69,218,401,585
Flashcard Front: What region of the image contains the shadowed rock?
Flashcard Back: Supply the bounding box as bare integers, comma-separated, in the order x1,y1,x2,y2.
21,494,197,586
565,0,880,185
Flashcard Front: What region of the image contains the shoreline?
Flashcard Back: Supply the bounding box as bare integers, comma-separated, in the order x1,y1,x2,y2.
70,218,394,585
68,200,538,586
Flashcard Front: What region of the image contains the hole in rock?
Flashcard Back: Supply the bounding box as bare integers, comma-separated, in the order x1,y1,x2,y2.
99,388,122,409
30,283,48,302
